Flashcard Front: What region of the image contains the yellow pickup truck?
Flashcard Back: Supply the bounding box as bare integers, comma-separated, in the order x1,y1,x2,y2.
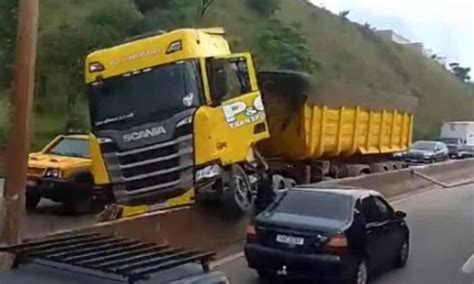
26,134,98,213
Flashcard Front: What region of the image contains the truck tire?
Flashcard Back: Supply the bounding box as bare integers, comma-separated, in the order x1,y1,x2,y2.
25,188,40,211
221,164,254,217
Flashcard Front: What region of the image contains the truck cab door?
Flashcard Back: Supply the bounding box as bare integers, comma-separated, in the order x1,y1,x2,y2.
195,54,269,166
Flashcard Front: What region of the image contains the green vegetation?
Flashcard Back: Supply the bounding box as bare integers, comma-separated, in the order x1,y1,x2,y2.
0,0,472,151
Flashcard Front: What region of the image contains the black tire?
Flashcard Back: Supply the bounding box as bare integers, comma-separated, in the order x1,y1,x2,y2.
257,270,274,282
347,260,368,284
65,173,94,214
25,188,40,211
221,164,254,217
394,239,409,268
64,196,93,214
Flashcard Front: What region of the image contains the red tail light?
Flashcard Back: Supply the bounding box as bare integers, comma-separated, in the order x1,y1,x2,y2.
246,223,257,243
323,233,349,254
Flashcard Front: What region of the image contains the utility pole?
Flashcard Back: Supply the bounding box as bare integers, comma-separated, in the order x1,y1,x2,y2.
1,0,39,245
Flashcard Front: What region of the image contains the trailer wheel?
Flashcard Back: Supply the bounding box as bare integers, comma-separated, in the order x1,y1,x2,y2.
221,164,254,216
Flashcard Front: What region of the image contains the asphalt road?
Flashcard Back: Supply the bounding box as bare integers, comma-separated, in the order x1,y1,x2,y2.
0,178,96,239
215,183,474,284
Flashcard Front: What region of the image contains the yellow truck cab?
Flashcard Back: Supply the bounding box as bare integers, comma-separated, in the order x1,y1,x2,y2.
26,134,96,213
85,28,269,216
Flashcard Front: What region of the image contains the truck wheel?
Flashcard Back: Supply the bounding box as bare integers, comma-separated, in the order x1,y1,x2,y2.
221,164,254,216
25,188,40,211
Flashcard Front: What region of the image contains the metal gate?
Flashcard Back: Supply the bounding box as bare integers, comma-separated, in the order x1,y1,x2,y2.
0,232,215,283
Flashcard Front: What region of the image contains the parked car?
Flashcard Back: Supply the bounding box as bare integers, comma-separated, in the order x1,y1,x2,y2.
404,140,448,163
245,186,410,284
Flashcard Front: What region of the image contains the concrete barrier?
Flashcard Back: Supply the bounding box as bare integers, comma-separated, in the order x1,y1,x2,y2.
317,158,474,198
22,158,474,258
44,205,249,258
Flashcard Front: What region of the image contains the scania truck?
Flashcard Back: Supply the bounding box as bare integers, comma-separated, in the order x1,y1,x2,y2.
85,28,416,217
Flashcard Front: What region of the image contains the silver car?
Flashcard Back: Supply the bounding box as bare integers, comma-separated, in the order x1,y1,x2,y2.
404,141,449,163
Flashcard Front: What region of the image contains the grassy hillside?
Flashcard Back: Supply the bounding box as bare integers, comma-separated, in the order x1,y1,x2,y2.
0,0,473,151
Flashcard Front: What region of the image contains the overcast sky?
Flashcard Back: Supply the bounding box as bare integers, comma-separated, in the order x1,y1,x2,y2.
312,0,474,69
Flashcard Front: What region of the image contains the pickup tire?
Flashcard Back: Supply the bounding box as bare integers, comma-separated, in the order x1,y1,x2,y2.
64,172,94,214
221,164,254,217
25,187,40,211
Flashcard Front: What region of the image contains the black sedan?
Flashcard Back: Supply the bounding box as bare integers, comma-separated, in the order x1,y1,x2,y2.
245,186,410,284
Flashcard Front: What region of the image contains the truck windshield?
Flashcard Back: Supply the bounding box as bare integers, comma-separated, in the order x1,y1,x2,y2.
47,138,90,159
88,60,202,131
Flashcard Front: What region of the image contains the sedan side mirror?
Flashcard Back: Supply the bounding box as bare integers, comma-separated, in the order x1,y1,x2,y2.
395,210,407,218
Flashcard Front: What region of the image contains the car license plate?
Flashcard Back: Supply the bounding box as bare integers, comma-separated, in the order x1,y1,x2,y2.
276,235,304,245
26,180,37,187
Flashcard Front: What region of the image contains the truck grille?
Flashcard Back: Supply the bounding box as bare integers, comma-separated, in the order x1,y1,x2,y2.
98,117,194,205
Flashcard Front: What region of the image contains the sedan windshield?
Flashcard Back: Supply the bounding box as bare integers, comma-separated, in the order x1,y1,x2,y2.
88,60,202,131
412,141,436,151
274,190,352,221
47,138,90,159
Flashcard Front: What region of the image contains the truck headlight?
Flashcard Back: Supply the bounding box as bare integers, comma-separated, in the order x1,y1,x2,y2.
45,168,63,178
176,116,193,128
195,164,221,182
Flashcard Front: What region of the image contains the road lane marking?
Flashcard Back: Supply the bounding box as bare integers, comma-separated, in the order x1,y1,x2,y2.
210,252,244,269
461,254,474,274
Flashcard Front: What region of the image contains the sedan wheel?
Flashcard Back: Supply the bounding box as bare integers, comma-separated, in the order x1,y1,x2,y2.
350,260,368,284
395,240,409,268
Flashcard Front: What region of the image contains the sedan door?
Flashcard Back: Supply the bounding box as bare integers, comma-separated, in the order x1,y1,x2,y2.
372,196,406,263
360,196,392,270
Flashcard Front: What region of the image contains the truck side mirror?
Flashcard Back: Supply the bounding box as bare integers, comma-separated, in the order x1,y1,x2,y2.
207,58,229,106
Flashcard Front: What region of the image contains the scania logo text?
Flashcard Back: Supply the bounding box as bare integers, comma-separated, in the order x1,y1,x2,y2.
123,126,167,142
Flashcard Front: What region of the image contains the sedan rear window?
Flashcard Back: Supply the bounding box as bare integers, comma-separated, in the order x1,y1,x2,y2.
274,190,352,221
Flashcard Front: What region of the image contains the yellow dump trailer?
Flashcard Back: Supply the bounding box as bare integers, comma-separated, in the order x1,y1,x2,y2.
258,71,417,179
261,102,414,159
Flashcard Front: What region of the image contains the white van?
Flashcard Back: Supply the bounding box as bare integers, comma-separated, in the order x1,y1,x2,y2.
440,121,474,158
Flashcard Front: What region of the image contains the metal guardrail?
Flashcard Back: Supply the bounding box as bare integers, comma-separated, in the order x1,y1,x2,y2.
0,232,215,284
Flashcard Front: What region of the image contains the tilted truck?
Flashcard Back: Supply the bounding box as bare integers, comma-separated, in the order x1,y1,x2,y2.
84,28,416,217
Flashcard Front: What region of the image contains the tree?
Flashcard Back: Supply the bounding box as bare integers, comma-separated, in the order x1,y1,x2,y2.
36,0,142,120
256,20,319,73
245,0,281,16
200,0,215,18
0,0,17,90
339,10,350,19
449,62,471,82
